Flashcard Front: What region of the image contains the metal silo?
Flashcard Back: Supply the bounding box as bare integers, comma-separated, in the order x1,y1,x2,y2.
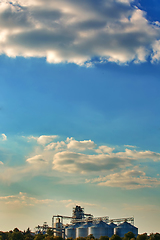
109,222,117,235
66,225,76,239
115,221,138,238
66,223,81,239
76,222,93,238
88,221,112,239
105,223,114,238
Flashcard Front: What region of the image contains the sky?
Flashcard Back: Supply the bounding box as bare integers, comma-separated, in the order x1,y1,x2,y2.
0,0,160,235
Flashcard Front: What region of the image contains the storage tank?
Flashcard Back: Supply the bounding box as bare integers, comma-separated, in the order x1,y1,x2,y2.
106,223,114,237
88,221,113,238
76,222,93,238
66,223,81,239
66,225,75,239
115,221,138,238
109,222,117,235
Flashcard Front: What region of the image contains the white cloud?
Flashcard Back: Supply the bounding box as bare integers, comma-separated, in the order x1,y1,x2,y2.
124,145,137,148
52,146,160,174
37,135,58,145
0,192,97,210
45,141,66,151
116,148,160,161
95,145,115,154
27,135,58,145
1,135,160,186
67,139,96,150
1,133,7,141
151,40,160,63
52,151,132,173
26,154,47,164
87,170,160,189
0,0,159,65
0,192,56,207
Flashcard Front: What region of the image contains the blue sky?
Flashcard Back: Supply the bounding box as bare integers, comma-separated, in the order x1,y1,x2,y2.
0,0,160,234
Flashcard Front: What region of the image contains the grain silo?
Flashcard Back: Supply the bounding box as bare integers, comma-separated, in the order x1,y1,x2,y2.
66,222,81,239
109,222,117,234
115,221,138,237
76,222,93,238
88,221,113,239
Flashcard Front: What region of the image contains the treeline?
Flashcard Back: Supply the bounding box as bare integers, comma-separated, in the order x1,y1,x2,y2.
0,228,160,240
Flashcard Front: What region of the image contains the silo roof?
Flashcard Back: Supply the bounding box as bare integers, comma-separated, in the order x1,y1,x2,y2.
91,221,112,228
109,222,117,228
116,222,138,229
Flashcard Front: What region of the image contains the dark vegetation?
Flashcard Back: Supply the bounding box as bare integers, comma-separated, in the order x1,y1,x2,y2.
0,229,160,240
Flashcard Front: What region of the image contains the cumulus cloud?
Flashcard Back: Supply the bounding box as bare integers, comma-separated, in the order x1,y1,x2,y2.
0,192,98,210
67,139,96,150
116,148,160,161
87,170,160,189
45,141,66,151
0,192,56,207
151,40,160,63
52,144,160,174
28,135,58,145
1,133,7,141
0,0,160,65
95,145,115,154
1,134,160,188
44,137,97,151
26,154,47,164
37,135,58,145
53,151,133,173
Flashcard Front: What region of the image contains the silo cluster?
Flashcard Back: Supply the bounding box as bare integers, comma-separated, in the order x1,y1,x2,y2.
35,205,138,239
65,220,138,239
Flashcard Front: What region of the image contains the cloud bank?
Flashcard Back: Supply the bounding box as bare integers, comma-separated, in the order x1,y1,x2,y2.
87,170,160,189
0,0,160,65
1,134,160,190
0,192,97,210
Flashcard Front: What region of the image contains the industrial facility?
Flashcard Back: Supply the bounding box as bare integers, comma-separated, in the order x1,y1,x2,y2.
35,205,138,239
